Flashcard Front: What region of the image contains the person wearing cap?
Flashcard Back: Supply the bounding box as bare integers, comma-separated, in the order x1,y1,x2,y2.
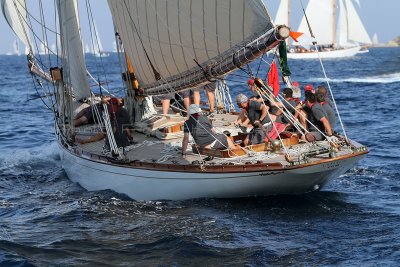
181,104,236,158
235,94,271,145
303,84,315,99
75,98,134,148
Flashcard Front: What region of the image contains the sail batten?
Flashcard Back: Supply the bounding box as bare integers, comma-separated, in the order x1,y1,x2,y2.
107,0,275,93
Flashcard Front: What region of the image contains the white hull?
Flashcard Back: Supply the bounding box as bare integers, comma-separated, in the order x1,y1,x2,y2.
287,46,362,59
59,144,365,201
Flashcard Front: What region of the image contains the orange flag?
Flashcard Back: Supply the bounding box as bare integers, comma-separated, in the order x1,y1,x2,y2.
289,31,303,42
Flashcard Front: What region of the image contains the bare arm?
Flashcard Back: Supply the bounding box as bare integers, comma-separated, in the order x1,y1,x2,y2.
320,117,333,136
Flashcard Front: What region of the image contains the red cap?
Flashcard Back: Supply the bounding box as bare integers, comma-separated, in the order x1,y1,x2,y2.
247,78,255,86
292,81,299,87
304,84,314,92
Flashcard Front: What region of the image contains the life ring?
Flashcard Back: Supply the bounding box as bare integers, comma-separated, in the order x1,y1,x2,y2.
289,48,295,53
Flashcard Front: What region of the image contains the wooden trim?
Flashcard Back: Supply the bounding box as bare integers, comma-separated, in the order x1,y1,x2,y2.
62,141,368,174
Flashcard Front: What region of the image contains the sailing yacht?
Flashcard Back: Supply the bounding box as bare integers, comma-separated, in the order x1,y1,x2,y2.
5,39,20,55
275,0,372,59
1,0,367,201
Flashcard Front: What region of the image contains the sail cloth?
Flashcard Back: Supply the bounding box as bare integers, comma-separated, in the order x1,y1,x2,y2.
57,0,91,100
297,0,334,45
336,0,349,47
274,0,289,26
1,0,31,49
345,0,371,45
108,0,277,95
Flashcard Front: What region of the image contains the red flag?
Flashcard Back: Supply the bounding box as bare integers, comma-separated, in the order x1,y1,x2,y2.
268,61,280,97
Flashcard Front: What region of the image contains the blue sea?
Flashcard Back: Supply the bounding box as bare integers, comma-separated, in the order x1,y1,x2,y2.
1,48,400,266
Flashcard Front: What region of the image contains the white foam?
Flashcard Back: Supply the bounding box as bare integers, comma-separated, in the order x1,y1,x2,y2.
309,72,400,84
0,141,60,172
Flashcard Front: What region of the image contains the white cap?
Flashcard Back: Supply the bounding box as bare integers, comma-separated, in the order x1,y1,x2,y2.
236,93,248,104
188,104,202,115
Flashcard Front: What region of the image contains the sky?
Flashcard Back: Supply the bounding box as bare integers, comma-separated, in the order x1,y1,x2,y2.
0,0,399,54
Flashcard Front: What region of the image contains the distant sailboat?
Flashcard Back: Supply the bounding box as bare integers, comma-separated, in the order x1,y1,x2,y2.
5,39,20,55
112,40,117,53
275,0,372,59
372,33,379,46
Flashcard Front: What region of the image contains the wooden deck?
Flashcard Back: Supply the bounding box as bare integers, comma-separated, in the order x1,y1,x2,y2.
74,112,361,169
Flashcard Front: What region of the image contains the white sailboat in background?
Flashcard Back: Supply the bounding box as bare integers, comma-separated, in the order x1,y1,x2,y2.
275,0,372,59
1,0,368,201
6,39,20,55
372,33,380,46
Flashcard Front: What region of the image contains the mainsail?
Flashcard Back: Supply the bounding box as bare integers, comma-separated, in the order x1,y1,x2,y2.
1,0,31,50
57,0,90,100
336,0,349,47
274,0,289,26
108,0,286,95
345,0,371,45
297,0,334,46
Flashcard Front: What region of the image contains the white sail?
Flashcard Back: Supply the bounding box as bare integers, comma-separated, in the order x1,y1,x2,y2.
336,0,349,47
345,0,371,45
57,0,90,100
372,33,379,45
274,0,289,26
1,0,31,50
297,0,334,45
13,39,20,55
107,0,274,90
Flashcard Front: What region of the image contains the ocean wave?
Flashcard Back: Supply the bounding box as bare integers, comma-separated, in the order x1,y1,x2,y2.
0,141,60,174
308,72,400,84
